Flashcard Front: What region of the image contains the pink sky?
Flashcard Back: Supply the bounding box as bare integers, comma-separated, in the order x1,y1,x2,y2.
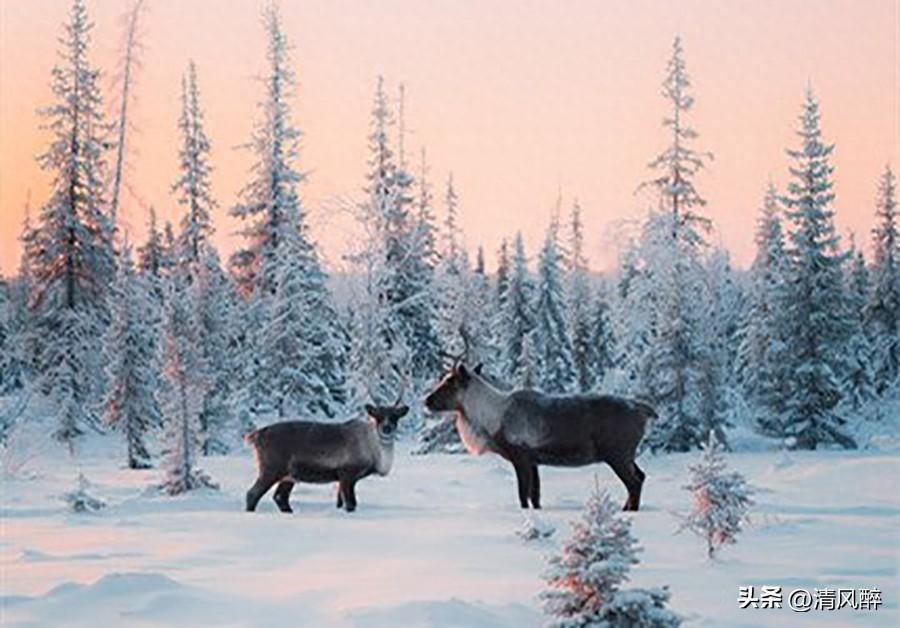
0,0,897,277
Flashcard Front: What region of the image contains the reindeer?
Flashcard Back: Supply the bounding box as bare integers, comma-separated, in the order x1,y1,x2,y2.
424,327,655,511
244,400,408,513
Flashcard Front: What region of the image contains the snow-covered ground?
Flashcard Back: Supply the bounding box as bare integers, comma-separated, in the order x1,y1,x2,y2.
1,435,897,627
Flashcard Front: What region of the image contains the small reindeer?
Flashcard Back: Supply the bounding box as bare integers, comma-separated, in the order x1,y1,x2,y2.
244,403,408,513
425,325,655,511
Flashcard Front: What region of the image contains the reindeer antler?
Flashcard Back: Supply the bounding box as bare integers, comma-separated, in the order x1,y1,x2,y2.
459,323,472,362
392,342,412,406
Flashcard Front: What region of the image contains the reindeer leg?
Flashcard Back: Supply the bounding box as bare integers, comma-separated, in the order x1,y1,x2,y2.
529,465,541,509
336,483,344,509
340,477,358,512
273,480,294,513
630,462,646,510
609,459,643,512
246,471,279,512
512,460,532,509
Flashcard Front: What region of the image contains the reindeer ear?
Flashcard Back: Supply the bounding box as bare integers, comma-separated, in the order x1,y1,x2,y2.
474,363,484,375
397,405,409,418
364,404,377,417
457,363,470,383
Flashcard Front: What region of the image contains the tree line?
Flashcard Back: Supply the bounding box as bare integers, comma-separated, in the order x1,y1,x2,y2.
0,2,897,477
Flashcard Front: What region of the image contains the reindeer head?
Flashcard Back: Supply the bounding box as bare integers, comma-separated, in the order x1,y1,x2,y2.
365,403,409,439
425,363,473,412
425,324,484,413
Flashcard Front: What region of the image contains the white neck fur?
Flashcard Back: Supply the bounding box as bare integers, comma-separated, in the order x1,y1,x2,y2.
458,373,508,436
369,421,395,476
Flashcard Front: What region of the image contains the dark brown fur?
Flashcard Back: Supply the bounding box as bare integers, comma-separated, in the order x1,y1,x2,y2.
245,405,407,513
425,364,654,511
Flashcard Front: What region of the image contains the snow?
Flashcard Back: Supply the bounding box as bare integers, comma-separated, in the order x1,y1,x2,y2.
2,436,897,627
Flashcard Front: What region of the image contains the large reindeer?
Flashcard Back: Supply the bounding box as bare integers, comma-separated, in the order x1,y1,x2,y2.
425,327,654,511
245,380,409,513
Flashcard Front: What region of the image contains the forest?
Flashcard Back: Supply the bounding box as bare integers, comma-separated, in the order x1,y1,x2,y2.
1,2,897,626
2,1,897,480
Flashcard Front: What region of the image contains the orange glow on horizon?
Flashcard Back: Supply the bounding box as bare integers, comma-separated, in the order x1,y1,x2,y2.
0,0,897,278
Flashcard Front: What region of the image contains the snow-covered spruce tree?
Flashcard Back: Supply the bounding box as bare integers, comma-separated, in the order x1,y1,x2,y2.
266,217,347,419
542,487,681,627
346,76,416,407
230,3,305,298
406,147,444,381
495,236,511,312
501,232,535,384
29,0,115,443
567,200,596,392
467,246,501,368
681,431,753,559
607,239,651,396
136,207,169,319
436,173,473,358
63,473,106,513
2,205,38,395
631,36,722,452
231,7,348,418
161,220,177,274
102,242,159,469
232,290,273,431
588,289,616,391
867,165,900,392
706,249,742,429
778,89,855,449
381,100,442,397
843,238,876,412
736,183,791,431
194,249,239,452
0,282,11,393
534,214,577,393
172,61,216,269
157,275,216,495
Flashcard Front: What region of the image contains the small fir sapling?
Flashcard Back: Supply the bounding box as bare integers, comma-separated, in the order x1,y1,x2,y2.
542,486,681,627
516,513,556,542
681,431,753,559
63,473,106,513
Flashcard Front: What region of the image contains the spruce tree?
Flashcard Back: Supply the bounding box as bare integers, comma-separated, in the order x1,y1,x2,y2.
631,36,720,452
29,0,115,443
230,6,348,417
230,3,306,298
267,221,347,418
568,200,595,392
102,243,160,469
406,147,444,380
194,249,239,451
588,290,616,390
4,206,37,394
737,183,791,430
501,233,534,382
467,246,499,367
534,216,577,393
172,61,216,269
158,275,216,494
542,488,681,627
347,76,414,406
779,89,855,449
867,165,899,392
843,239,876,411
436,173,472,358
681,431,753,559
